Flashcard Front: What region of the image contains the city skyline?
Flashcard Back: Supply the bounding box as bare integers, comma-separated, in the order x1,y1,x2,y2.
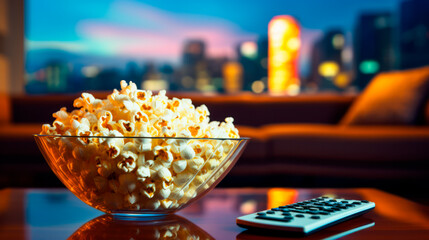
25,0,427,94
26,0,402,69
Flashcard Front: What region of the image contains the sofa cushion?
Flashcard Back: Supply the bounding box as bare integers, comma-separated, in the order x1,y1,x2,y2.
262,124,429,164
341,66,429,125
235,125,267,163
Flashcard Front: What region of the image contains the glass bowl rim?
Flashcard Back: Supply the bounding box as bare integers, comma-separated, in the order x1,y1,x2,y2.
34,134,250,141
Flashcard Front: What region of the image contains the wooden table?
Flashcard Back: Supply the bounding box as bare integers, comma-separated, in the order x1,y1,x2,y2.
0,188,428,239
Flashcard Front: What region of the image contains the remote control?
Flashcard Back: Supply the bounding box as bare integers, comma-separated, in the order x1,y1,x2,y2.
236,196,375,235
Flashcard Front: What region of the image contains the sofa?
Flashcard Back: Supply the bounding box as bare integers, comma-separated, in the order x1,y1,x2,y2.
1,87,428,189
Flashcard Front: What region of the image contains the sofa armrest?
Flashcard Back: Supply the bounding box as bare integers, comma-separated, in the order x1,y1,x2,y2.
0,94,11,123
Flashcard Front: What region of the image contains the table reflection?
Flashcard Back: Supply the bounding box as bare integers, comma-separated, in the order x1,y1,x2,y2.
68,214,214,240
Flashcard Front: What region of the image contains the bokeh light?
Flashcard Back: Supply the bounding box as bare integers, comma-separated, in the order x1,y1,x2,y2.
240,41,258,59
359,60,380,74
318,61,340,78
251,80,265,93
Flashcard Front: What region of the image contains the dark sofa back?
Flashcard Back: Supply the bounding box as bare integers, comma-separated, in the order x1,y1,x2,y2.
10,93,355,126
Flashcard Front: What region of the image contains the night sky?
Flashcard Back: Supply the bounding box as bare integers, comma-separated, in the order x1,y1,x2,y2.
26,0,402,69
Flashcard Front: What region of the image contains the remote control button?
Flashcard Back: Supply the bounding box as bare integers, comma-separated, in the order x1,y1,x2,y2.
352,202,361,205
295,214,305,218
266,210,275,214
337,205,348,209
361,200,369,203
282,212,292,216
256,216,292,222
311,216,321,219
290,209,307,213
279,206,287,208
329,199,337,202
257,212,266,216
341,200,348,203
283,216,293,220
314,202,323,206
331,207,341,211
308,210,319,215
346,204,354,207
281,209,290,213
271,208,281,211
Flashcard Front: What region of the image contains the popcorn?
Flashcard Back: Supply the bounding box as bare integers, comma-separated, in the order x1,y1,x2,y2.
94,176,108,191
156,167,172,183
180,145,195,160
136,166,150,182
153,145,173,164
118,173,137,193
117,151,137,173
40,80,240,211
158,188,171,200
141,182,156,199
172,160,187,174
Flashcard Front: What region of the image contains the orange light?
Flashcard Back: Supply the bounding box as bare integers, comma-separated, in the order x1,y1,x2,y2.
222,62,243,93
334,72,351,88
267,188,298,209
268,15,300,94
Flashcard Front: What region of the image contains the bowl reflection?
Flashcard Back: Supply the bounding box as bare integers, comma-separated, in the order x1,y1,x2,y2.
69,214,214,240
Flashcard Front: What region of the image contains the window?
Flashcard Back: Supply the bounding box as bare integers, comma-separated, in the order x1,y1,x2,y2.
25,0,428,94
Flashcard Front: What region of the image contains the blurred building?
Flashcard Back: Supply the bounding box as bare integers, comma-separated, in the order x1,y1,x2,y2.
237,41,259,91
181,40,207,90
399,0,429,69
125,61,142,84
257,37,268,79
45,61,69,92
307,29,345,90
353,13,395,90
207,57,229,91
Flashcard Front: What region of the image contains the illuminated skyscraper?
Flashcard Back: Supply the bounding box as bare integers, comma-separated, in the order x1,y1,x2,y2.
354,13,395,89
268,15,300,95
399,0,429,69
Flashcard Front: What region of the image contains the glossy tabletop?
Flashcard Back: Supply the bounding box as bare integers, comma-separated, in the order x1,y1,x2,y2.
0,188,428,239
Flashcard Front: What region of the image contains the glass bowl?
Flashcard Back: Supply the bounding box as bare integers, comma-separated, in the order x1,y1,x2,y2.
34,134,248,217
